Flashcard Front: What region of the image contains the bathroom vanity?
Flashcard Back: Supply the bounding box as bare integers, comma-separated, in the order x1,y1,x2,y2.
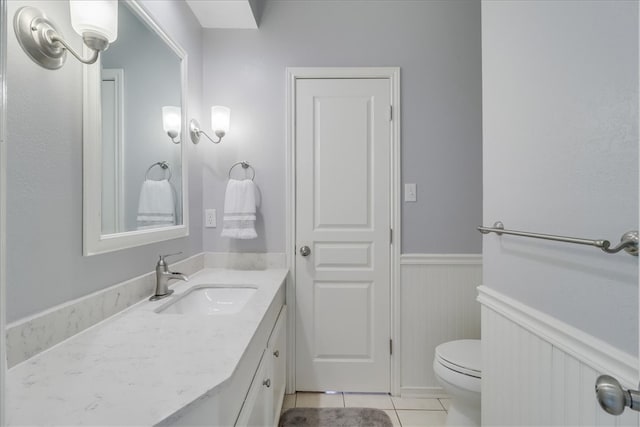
6,268,288,426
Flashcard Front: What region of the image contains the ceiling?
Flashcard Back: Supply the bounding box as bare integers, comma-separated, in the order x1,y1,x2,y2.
185,0,261,29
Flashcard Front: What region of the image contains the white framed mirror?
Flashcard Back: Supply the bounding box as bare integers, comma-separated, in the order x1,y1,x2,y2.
83,0,188,256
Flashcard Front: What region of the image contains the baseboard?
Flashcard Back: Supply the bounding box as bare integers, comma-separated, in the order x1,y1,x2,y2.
399,386,448,399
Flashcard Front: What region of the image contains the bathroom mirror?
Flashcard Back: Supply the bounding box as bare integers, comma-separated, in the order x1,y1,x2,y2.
83,0,188,256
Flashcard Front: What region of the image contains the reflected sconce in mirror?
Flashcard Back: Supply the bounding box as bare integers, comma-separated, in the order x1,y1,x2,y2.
162,106,182,144
13,0,118,70
190,106,231,144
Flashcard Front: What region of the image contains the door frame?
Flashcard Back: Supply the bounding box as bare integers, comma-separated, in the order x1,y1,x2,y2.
285,67,401,395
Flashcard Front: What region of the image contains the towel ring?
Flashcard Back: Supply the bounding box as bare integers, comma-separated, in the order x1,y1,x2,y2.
228,161,255,181
145,161,172,181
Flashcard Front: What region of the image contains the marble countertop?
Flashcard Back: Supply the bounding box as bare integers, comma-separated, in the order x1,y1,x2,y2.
6,268,288,426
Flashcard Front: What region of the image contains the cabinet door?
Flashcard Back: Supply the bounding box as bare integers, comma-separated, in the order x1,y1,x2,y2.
268,306,287,425
235,351,273,427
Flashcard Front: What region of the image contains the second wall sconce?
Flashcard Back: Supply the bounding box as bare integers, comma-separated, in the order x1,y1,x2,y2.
14,0,118,70
162,106,182,144
190,106,230,144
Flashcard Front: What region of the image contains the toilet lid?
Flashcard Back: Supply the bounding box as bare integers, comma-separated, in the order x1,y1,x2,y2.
435,339,481,378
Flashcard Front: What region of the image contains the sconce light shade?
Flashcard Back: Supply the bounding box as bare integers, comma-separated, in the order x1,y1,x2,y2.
189,105,230,145
162,106,181,143
70,0,118,43
211,106,231,139
13,1,117,70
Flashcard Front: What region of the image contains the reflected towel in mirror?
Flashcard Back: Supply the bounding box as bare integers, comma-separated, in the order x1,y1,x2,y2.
137,179,176,230
221,179,257,239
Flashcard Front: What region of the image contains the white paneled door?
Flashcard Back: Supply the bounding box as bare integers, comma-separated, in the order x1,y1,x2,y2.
295,77,391,392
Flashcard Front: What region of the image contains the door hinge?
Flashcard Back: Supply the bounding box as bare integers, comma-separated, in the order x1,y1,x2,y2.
389,105,393,121
390,339,393,355
390,228,393,244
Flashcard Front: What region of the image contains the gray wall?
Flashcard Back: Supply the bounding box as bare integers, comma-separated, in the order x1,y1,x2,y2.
6,0,203,322
482,0,638,354
200,0,483,254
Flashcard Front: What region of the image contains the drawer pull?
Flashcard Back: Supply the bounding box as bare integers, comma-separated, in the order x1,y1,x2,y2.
273,350,280,358
263,378,271,388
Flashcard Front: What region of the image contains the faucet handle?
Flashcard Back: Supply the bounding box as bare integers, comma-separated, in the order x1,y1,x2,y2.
158,252,183,265
159,252,182,261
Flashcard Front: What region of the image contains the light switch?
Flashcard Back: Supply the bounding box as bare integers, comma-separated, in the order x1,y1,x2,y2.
205,209,216,228
405,183,417,202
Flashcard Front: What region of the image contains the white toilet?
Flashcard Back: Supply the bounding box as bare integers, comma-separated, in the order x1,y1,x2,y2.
433,339,481,426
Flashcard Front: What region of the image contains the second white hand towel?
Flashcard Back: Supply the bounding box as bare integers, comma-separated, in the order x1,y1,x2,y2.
221,179,257,239
137,179,176,230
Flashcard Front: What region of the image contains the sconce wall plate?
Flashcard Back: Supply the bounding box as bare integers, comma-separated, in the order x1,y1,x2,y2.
189,119,203,144
14,7,67,70
189,119,222,145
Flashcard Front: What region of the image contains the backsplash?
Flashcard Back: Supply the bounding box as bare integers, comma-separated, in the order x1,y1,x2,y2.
204,252,286,270
6,252,286,368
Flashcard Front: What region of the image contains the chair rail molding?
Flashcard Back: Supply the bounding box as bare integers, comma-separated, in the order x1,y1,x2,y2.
400,253,482,265
479,285,638,426
478,285,637,387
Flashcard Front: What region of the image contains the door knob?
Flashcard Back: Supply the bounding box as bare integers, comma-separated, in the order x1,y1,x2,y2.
595,375,640,415
263,378,271,388
299,246,311,257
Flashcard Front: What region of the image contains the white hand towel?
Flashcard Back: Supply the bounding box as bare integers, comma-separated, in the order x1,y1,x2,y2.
221,179,257,239
137,179,176,230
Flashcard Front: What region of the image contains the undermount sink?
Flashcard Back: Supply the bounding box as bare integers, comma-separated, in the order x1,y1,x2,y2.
155,285,257,315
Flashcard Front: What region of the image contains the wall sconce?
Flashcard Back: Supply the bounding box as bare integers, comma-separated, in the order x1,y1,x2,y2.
162,106,181,144
13,0,118,70
190,106,231,144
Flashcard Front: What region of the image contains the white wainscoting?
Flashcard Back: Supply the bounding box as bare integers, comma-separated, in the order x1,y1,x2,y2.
399,254,482,397
479,286,639,426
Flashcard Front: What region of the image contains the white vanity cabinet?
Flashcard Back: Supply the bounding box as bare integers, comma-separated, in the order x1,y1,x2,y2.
268,305,287,424
160,280,287,427
235,351,271,426
7,269,290,427
236,305,287,427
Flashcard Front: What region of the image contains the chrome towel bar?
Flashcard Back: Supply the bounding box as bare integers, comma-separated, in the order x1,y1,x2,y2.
478,221,638,257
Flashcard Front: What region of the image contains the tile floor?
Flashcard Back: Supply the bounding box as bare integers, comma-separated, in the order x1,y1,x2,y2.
281,392,450,427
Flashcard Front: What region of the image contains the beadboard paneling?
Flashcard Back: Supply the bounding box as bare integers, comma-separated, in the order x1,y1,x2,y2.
399,254,482,396
480,287,639,427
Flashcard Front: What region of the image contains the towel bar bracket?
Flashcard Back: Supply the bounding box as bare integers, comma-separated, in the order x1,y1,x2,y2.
228,161,256,180
145,161,172,181
613,231,639,256
478,221,638,257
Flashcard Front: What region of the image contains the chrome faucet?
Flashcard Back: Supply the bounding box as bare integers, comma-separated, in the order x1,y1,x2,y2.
150,253,188,301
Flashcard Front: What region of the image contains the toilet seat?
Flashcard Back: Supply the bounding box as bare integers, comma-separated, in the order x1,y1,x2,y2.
435,339,481,378
433,339,482,426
